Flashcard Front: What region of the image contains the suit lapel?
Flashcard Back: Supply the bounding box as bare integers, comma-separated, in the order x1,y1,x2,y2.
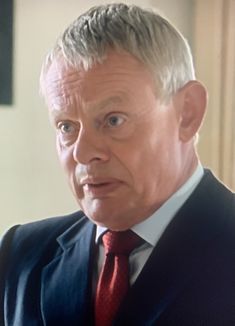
116,170,230,325
40,218,95,325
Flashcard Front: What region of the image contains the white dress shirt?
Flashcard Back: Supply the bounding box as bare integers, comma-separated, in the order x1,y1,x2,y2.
95,164,204,285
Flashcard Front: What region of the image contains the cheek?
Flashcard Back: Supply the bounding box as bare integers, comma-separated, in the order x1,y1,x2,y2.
112,142,152,191
57,144,81,198
56,139,75,174
123,133,172,185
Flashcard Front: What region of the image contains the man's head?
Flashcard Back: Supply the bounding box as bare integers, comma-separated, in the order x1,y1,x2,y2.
41,3,195,102
40,3,207,230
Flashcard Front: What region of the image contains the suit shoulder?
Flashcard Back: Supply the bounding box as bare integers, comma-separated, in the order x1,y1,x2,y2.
200,169,235,210
8,210,83,234
196,170,235,239
0,211,86,257
17,210,85,235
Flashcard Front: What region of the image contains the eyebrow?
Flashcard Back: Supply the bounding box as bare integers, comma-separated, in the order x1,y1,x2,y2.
49,94,127,122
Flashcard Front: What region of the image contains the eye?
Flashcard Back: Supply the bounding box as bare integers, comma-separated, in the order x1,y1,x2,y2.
58,121,76,134
106,115,125,127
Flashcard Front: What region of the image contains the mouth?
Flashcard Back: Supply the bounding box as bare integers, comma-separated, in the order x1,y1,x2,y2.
81,178,122,197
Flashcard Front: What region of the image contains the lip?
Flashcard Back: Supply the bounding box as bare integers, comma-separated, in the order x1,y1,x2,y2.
80,177,122,197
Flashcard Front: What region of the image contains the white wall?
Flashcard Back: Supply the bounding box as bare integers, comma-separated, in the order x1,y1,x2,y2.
0,0,194,234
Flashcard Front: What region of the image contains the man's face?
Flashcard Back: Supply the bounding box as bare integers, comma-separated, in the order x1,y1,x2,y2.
43,51,192,230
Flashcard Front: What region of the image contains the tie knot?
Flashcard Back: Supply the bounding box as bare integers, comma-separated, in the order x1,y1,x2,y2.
102,230,143,256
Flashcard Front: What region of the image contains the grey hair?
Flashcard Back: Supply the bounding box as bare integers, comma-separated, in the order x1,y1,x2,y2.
40,3,195,101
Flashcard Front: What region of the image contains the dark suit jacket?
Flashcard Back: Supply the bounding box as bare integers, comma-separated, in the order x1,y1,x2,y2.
1,170,235,325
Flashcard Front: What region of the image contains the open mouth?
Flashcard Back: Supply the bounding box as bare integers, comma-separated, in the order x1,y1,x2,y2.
89,183,109,187
83,181,122,197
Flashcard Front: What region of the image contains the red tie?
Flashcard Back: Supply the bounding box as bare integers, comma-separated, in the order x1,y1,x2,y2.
95,230,143,326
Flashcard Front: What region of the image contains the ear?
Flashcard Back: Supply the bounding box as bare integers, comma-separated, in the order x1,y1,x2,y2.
176,81,207,142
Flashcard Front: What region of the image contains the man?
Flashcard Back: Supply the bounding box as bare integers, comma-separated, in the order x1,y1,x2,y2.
1,3,235,325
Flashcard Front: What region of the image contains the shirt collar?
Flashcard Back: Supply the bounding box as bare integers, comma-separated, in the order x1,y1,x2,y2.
96,164,204,245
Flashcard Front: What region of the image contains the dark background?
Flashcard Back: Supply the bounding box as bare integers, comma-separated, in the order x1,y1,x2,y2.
0,0,13,105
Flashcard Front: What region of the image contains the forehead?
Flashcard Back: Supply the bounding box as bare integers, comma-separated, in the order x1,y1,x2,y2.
42,51,156,110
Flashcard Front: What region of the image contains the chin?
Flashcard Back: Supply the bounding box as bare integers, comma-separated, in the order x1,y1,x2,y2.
86,212,113,227
83,209,118,229
81,198,137,229
88,212,134,231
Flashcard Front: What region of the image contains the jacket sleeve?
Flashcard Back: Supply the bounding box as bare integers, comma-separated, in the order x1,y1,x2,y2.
0,225,20,326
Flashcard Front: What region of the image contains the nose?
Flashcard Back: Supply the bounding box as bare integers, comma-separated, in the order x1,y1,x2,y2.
73,128,110,164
